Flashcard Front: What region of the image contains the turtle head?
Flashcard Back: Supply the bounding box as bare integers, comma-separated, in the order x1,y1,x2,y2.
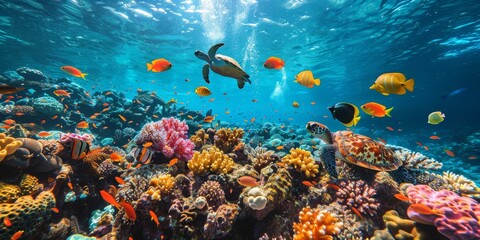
194,50,211,63
306,121,332,144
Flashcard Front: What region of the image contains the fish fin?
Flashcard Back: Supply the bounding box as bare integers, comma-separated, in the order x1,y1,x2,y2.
385,107,394,117
353,116,361,126
314,78,320,86
81,73,88,80
381,92,389,96
404,78,414,92
146,63,152,71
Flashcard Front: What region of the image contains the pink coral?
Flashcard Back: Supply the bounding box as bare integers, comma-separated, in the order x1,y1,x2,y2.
335,180,379,218
59,132,93,144
406,184,480,240
136,117,195,160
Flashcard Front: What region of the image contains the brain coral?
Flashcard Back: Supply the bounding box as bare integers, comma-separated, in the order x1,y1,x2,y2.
187,146,234,175
0,133,22,162
293,207,343,240
281,148,319,178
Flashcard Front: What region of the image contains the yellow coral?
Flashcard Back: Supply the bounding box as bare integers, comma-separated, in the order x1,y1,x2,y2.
0,133,22,162
214,128,244,153
381,210,435,240
438,171,480,197
187,146,234,175
146,174,175,201
20,174,42,196
190,128,209,148
282,148,319,178
293,207,343,240
0,182,21,203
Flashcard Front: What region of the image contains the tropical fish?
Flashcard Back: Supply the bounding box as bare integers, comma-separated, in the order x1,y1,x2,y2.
386,126,394,131
4,119,16,125
429,135,440,140
67,182,73,190
351,207,363,219
427,111,445,125
3,217,12,227
61,66,88,80
408,203,442,215
37,131,52,137
146,58,172,72
10,230,24,240
150,210,160,226
119,114,127,122
53,89,71,97
165,98,177,107
393,193,409,201
361,102,393,117
69,139,89,160
76,121,89,129
237,176,260,187
370,73,414,95
263,56,285,69
119,201,137,221
444,149,455,157
294,70,320,88
0,84,25,94
276,145,284,150
468,156,477,160
442,88,467,99
115,177,125,185
51,207,60,213
133,147,154,164
328,102,361,127
143,142,153,148
194,86,212,96
100,190,121,209
110,153,122,161
302,181,314,187
292,101,300,108
203,115,215,123
167,158,178,167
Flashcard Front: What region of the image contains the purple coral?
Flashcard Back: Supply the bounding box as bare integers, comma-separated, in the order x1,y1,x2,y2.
60,133,93,144
336,180,380,217
136,117,195,161
197,181,226,210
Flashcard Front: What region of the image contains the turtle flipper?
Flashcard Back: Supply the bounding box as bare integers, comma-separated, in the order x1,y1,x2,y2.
244,75,251,84
202,64,210,83
237,79,245,89
208,43,224,60
320,144,338,179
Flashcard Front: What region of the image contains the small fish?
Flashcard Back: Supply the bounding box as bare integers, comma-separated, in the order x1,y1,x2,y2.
370,73,414,95
415,141,423,147
61,66,88,80
442,88,467,99
276,145,284,150
119,114,127,122
152,114,159,118
146,58,172,72
310,101,316,105
76,121,89,129
394,193,409,201
444,149,455,157
187,115,194,120
115,177,126,185
377,137,387,144
0,84,25,94
167,158,178,167
3,217,12,227
429,135,441,140
133,147,154,164
351,207,363,219
225,111,230,115
328,183,340,191
408,203,442,215
51,207,60,213
237,176,260,187
185,78,190,82
294,70,320,88
208,98,215,102
110,153,122,161
292,101,300,108
468,156,477,160
302,181,314,187
361,102,393,117
143,142,153,148
328,102,361,127
203,115,215,123
67,182,73,190
386,126,394,131
149,210,160,226
92,123,98,128
119,201,137,221
4,119,16,125
100,190,121,209
250,117,255,123
423,146,429,151
37,131,51,138
263,56,285,69
53,89,71,97
10,230,24,240
194,86,212,96
427,111,445,125
165,98,177,107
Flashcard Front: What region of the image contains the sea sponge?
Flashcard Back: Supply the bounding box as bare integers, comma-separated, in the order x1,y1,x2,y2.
281,148,319,178
187,146,234,175
197,181,226,210
293,207,343,240
0,182,21,203
213,127,244,153
0,190,56,239
19,174,42,196
145,174,175,201
0,133,22,162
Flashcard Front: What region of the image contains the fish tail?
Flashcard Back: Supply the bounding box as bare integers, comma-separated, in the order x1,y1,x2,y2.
404,78,414,92
281,59,285,67
146,63,152,71
385,107,394,117
81,73,88,80
353,116,361,126
314,78,320,86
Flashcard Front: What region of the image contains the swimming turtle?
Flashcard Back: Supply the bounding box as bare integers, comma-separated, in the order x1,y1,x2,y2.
194,43,251,89
306,121,402,179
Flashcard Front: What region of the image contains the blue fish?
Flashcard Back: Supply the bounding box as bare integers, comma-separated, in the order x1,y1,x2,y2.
441,88,467,99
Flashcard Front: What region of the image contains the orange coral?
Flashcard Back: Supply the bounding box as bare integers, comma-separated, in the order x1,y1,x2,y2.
293,207,343,240
282,148,319,178
214,128,244,153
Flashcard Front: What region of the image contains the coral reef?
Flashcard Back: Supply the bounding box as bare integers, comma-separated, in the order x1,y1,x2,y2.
389,145,443,170
197,180,226,210
145,173,175,201
293,206,343,240
203,203,240,239
437,171,480,197
336,180,380,218
246,145,276,171
281,148,319,178
187,146,234,175
0,133,22,162
213,127,245,153
0,182,21,203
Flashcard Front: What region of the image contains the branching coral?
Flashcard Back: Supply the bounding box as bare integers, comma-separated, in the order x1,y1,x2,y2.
246,145,275,171
187,146,234,175
293,207,343,240
197,180,226,210
145,173,175,201
389,145,443,170
437,171,480,197
0,133,22,162
281,148,319,178
190,128,210,148
203,203,240,239
336,180,380,218
213,127,244,153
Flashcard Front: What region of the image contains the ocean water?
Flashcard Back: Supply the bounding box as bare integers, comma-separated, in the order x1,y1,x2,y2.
1,0,480,239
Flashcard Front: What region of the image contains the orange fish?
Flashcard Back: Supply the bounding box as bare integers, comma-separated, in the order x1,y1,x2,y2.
361,102,394,118
167,158,178,167
92,123,98,128
203,116,215,123
119,114,127,122
394,193,409,201
76,121,89,129
67,182,73,190
370,72,414,95
149,210,160,226
423,146,429,151
100,190,121,209
468,156,478,160
146,58,172,72
276,145,284,150
408,203,442,215
37,131,51,137
250,117,255,123
3,217,12,227
386,126,394,131
115,177,126,185
10,230,24,240
143,142,153,148
377,137,387,144
302,181,314,187
40,119,46,124
310,101,316,105
430,135,441,140
53,89,71,97
237,176,260,187
61,66,88,80
110,153,122,161
415,141,423,147
129,237,133,240
351,207,363,219
4,119,15,125
120,201,137,221
328,183,340,191
263,56,285,69
152,114,159,119
444,149,455,157
51,207,60,213
0,125,11,130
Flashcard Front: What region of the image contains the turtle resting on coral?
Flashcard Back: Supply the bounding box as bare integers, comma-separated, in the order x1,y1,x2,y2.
306,121,410,181
194,43,251,89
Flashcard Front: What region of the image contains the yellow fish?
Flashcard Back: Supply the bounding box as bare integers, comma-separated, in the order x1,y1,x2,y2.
294,70,320,88
428,111,445,125
370,73,414,95
194,86,212,96
292,101,300,108
165,98,177,108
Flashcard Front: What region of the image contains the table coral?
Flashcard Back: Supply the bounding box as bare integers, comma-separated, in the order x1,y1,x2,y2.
213,127,244,153
0,133,22,162
281,148,319,178
187,146,234,175
146,173,175,201
336,180,380,218
293,207,343,240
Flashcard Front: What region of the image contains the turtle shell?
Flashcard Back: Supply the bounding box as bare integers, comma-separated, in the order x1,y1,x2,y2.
211,54,248,78
333,131,401,171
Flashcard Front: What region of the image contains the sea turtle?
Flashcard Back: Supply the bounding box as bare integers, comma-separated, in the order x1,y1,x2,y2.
306,121,402,179
194,43,251,89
